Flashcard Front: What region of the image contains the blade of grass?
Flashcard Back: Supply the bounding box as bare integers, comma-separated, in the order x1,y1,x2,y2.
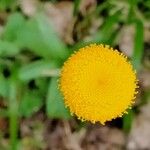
123,109,134,133
94,10,121,43
95,1,109,16
127,0,138,23
123,19,144,133
132,19,144,70
73,0,81,16
72,10,121,51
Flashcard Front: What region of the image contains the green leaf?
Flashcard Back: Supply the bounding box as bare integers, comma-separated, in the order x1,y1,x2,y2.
19,91,43,117
16,14,69,60
128,0,138,7
0,75,9,97
4,13,69,61
127,0,139,23
46,77,71,119
132,19,144,70
0,0,16,10
35,14,69,60
3,13,25,42
18,60,59,81
73,0,81,16
35,78,49,96
16,19,53,58
123,109,134,133
94,10,121,43
0,40,20,56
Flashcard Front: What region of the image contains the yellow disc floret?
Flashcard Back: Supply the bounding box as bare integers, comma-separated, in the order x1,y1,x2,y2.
59,44,138,124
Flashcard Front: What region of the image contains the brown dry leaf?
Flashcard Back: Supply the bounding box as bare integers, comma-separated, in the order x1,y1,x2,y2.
0,12,7,37
20,0,39,16
80,0,97,16
44,1,74,44
44,120,85,150
143,46,150,69
0,138,9,150
0,99,8,133
74,0,99,42
0,118,7,133
0,12,8,25
44,120,68,150
20,113,46,150
63,121,86,150
127,101,150,150
139,68,150,89
119,25,135,57
144,25,150,43
82,125,125,150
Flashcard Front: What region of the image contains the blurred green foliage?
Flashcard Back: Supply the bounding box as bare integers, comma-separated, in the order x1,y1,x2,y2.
0,0,149,149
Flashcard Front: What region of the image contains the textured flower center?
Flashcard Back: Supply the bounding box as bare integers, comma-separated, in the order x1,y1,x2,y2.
59,44,138,124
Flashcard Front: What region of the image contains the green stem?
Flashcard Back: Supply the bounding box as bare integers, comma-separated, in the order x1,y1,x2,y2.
9,81,19,150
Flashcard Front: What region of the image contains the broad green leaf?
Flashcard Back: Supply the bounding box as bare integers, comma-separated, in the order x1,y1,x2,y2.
19,91,43,117
132,19,144,70
16,19,53,58
16,14,69,60
46,77,71,119
18,60,59,81
3,13,25,42
0,40,20,56
4,13,69,61
35,14,69,60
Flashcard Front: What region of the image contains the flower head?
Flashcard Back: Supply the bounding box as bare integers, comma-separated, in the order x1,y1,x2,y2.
59,44,138,124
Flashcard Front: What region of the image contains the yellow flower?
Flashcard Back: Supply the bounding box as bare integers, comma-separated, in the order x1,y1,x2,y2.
59,44,138,124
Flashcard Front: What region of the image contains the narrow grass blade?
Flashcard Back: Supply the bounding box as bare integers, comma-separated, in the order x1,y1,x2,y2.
132,19,144,70
123,109,134,133
73,0,81,16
